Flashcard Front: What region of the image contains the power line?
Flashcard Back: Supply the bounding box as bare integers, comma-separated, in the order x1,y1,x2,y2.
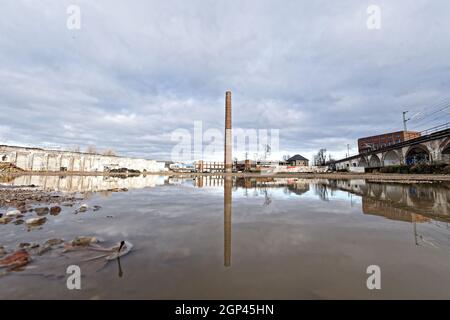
410,98,450,122
411,105,450,127
411,112,450,130
365,97,450,135
407,96,450,120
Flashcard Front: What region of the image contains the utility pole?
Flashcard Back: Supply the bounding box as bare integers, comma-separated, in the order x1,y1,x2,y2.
347,144,350,158
402,111,410,132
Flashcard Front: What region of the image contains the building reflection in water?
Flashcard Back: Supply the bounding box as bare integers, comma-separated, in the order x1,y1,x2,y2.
199,176,450,252
362,197,430,223
7,174,450,259
337,180,450,247
335,180,450,222
3,174,167,192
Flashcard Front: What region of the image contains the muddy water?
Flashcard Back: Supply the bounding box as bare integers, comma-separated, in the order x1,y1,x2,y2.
0,175,450,299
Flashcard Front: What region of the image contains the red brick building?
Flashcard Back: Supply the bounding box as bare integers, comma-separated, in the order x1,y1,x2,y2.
358,131,421,153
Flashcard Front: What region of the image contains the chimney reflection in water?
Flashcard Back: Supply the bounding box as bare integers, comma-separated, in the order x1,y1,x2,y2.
224,176,232,267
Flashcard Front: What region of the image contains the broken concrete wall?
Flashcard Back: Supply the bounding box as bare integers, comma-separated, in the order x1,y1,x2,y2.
0,145,165,173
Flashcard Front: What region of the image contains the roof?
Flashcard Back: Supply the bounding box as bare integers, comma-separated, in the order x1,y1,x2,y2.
358,131,420,141
287,154,308,162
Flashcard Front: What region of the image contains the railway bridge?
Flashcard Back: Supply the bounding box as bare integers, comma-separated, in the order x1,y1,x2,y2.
335,125,450,170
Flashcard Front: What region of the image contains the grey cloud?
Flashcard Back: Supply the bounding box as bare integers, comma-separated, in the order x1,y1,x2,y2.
0,0,449,161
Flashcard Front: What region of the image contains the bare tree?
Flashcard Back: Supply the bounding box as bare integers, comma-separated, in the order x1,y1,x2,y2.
103,149,117,156
86,145,97,154
263,144,271,160
314,148,327,166
72,145,80,152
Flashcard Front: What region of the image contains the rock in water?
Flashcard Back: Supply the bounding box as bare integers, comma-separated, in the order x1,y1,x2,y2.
71,236,99,246
25,217,47,226
0,217,13,224
0,246,6,257
6,209,21,217
34,207,49,216
0,250,30,269
75,204,88,214
38,239,64,256
45,238,64,246
50,206,61,215
13,219,24,225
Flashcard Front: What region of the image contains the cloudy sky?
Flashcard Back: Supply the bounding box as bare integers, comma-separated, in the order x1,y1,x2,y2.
1,0,449,161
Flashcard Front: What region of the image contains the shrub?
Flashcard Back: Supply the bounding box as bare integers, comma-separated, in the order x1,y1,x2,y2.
380,165,409,174
410,164,429,174
369,163,450,174
379,167,390,173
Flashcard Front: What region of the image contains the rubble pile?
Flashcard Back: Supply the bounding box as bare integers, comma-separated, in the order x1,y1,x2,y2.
0,163,24,174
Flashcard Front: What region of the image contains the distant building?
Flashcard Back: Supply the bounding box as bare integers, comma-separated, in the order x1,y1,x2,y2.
286,154,309,166
358,131,421,153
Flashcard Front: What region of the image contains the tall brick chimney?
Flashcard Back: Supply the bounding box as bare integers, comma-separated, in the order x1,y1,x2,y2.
224,91,232,173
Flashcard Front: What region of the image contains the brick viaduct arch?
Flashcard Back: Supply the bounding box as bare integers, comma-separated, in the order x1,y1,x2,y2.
404,144,432,165
369,154,381,167
440,137,450,163
382,150,401,166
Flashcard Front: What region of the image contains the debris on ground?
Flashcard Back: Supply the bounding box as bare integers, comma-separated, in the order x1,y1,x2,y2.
74,240,133,261
6,209,21,217
74,204,101,214
64,236,99,250
46,238,64,246
50,206,61,215
0,186,132,277
0,163,25,174
13,219,24,225
0,245,6,257
0,217,13,224
0,188,81,209
34,207,49,216
107,188,128,192
25,217,47,226
61,202,73,207
0,236,133,277
104,241,132,261
75,204,88,214
37,238,65,256
0,249,30,270
63,237,132,260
